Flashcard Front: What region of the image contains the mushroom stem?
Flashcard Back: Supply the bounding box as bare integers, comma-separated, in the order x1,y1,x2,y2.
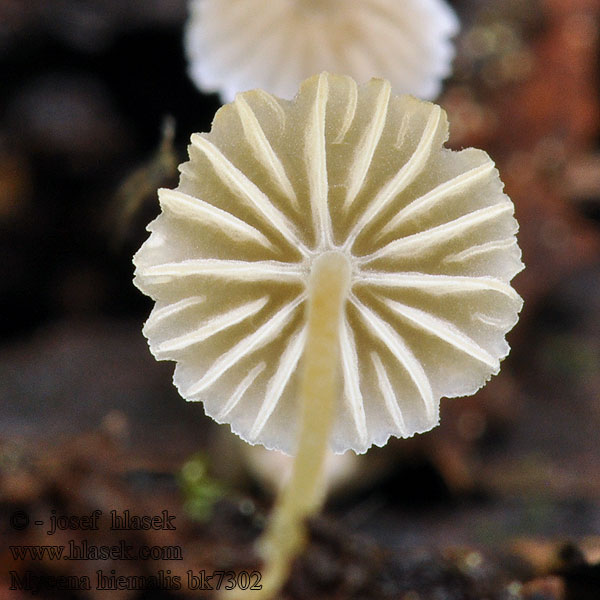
257,251,351,597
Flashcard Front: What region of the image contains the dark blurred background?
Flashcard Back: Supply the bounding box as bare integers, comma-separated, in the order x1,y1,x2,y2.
0,0,219,339
0,0,225,457
1,1,600,598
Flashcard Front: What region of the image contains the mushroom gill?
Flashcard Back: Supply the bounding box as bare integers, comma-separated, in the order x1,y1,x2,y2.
134,72,523,456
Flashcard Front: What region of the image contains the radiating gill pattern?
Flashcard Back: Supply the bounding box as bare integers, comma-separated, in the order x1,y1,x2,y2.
185,0,459,102
134,73,523,455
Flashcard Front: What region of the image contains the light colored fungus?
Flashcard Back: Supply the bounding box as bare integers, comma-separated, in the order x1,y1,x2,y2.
134,72,523,456
184,0,459,101
134,72,523,596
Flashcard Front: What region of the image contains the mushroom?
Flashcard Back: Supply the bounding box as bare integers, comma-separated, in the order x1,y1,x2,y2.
185,0,459,101
133,72,523,597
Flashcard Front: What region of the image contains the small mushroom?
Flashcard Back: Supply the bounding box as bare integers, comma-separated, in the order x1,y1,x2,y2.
133,72,523,596
185,0,459,101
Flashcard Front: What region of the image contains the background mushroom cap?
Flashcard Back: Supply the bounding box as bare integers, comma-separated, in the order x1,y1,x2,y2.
185,0,459,101
133,72,523,455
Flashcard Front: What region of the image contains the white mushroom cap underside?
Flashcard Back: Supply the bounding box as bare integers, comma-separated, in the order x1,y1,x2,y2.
185,0,459,101
134,73,523,455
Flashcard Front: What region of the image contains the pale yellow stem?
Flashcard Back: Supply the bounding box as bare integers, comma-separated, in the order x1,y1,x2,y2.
250,251,351,598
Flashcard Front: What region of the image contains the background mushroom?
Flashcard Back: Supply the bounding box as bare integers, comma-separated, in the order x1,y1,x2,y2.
134,72,523,596
184,0,459,101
